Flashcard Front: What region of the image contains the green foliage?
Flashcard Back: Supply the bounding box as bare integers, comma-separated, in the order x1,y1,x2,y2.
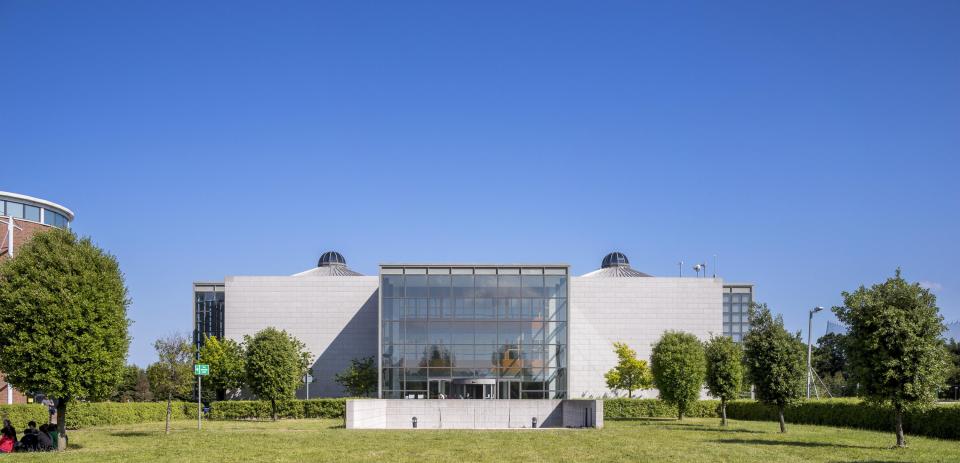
208,399,347,420
66,402,193,429
743,303,805,412
0,228,131,402
112,365,153,402
704,336,744,402
725,399,960,440
604,342,653,398
0,404,50,430
603,399,719,419
650,331,706,420
834,269,949,414
244,328,311,420
812,332,848,378
146,335,195,402
198,336,247,400
944,339,960,400
334,357,377,397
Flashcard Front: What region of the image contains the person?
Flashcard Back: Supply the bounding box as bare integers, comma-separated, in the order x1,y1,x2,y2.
36,424,52,451
19,421,39,451
42,398,56,424
0,419,16,453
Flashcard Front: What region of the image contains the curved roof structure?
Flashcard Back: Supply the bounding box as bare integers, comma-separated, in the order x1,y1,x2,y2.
0,191,74,221
292,251,363,277
581,251,652,278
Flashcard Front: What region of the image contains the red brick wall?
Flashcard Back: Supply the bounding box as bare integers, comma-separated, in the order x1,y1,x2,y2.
0,218,55,261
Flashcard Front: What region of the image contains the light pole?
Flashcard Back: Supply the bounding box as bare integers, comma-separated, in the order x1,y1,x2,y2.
807,306,824,399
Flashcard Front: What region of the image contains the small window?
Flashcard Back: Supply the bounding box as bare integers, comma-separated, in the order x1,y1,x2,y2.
24,205,40,222
0,201,5,216
6,202,24,219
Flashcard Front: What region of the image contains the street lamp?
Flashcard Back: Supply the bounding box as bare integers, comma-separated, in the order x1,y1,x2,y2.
807,306,824,399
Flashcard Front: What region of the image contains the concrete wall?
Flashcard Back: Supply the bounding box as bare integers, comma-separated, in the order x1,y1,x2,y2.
568,277,723,398
346,399,603,429
224,275,378,398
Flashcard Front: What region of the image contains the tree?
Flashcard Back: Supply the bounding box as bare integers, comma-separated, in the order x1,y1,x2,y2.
112,365,153,402
198,336,246,401
244,328,311,421
650,331,706,420
834,270,949,447
743,303,805,433
704,336,744,426
335,356,377,397
0,229,130,450
944,339,960,401
604,342,653,398
146,334,194,434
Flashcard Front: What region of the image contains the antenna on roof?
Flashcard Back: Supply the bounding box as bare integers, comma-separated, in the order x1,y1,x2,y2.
678,260,683,277
693,263,702,277
713,254,718,278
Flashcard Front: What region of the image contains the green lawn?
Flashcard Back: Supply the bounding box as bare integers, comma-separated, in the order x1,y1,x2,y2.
6,418,958,462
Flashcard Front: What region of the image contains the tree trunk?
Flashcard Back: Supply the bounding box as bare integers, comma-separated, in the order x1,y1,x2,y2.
678,405,684,421
721,399,727,427
628,389,633,399
271,398,277,422
778,405,786,433
165,394,172,434
56,398,68,451
895,408,906,448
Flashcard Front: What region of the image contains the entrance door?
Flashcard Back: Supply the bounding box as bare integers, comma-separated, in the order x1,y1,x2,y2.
428,379,450,399
498,380,521,399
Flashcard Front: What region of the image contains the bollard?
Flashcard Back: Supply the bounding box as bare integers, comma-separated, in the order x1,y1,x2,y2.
532,417,537,428
412,416,418,429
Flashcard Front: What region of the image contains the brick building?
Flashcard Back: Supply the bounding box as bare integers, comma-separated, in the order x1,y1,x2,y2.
0,191,74,404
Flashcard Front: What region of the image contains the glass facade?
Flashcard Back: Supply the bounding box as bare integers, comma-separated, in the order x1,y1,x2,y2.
0,199,70,229
380,266,568,399
194,284,226,352
723,285,753,342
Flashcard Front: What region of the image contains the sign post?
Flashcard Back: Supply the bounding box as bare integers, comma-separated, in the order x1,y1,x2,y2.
195,364,209,430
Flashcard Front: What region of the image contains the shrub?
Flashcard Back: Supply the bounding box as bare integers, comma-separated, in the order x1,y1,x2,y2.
604,399,719,420
209,399,347,421
726,399,960,440
0,404,50,430
67,402,193,429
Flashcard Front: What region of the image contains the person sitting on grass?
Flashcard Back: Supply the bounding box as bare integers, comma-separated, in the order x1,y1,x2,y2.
19,421,39,451
0,420,16,453
36,424,53,451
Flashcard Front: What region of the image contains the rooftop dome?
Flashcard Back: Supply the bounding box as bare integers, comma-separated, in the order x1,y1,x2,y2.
582,251,652,278
601,252,630,268
318,251,347,267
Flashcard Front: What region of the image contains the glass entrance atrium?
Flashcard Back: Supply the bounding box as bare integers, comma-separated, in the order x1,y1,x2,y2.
379,265,568,399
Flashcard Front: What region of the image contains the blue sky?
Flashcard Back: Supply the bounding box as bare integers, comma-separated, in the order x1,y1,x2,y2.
2,1,958,367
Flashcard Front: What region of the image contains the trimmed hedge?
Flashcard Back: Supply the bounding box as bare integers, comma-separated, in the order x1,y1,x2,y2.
604,399,719,419
726,399,960,440
0,402,194,430
209,399,347,421
67,402,193,429
0,404,50,430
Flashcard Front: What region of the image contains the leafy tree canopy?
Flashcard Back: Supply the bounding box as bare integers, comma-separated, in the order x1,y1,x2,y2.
0,228,130,448
812,332,848,379
604,342,653,398
650,331,706,420
335,356,377,397
833,269,949,447
244,327,311,420
146,334,194,434
743,303,805,432
704,335,744,426
198,336,246,400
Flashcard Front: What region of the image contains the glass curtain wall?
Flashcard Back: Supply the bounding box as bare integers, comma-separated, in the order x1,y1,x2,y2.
193,284,226,352
723,285,753,342
380,266,568,399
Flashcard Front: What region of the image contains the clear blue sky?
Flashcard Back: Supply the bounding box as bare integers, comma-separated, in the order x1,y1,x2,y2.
2,1,958,367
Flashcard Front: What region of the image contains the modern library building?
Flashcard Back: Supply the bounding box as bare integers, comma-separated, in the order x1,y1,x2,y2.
194,251,753,400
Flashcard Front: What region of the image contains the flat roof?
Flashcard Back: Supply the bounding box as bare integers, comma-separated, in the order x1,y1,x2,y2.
0,191,74,220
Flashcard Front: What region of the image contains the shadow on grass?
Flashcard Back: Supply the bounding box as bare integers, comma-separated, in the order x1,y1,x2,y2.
661,424,765,434
109,431,156,437
717,438,874,449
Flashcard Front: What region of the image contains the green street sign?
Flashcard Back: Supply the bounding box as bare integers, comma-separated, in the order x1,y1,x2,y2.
194,364,209,376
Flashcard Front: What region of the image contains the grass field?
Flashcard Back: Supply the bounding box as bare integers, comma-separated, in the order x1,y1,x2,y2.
5,418,958,462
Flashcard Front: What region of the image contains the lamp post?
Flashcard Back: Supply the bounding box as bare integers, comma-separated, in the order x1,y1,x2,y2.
807,306,824,399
